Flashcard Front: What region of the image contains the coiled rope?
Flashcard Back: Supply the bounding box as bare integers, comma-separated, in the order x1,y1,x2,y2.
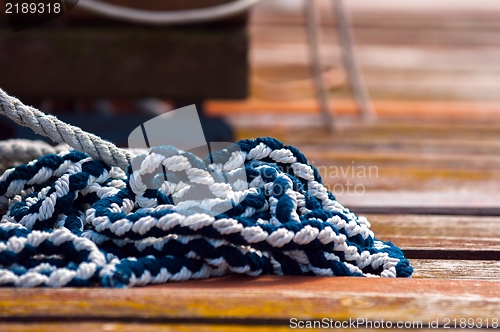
0,88,412,287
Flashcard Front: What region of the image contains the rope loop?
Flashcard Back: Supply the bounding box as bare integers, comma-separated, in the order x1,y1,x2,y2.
0,137,412,287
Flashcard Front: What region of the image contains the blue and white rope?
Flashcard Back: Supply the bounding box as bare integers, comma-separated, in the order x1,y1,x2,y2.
0,137,412,287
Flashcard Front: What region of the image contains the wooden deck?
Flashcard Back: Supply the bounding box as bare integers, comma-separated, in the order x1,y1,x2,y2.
2,124,500,331
2,0,500,331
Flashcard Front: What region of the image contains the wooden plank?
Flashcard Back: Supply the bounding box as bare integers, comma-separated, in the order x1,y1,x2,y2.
303,150,500,169
253,1,500,29
363,214,500,259
233,120,500,154
352,206,500,216
285,137,500,155
207,99,500,121
251,2,500,48
248,16,500,101
229,119,500,192
394,236,500,250
235,119,500,140
3,276,500,322
328,169,500,192
0,324,490,332
411,260,500,280
338,193,500,216
245,0,500,108
367,214,500,238
320,167,500,194
250,25,500,59
0,323,485,332
0,323,292,332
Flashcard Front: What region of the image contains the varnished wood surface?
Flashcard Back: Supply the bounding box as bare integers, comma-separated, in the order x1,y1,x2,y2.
227,121,500,195
3,276,500,323
0,323,293,332
0,325,487,332
369,214,500,238
411,260,500,280
208,99,500,121
248,0,500,102
362,214,500,259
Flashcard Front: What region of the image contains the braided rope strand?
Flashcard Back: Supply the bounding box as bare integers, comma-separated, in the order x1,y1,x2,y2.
0,139,69,164
0,88,133,170
0,138,412,287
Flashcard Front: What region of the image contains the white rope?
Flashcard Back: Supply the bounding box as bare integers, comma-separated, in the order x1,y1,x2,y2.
76,0,261,25
0,88,134,171
0,139,69,164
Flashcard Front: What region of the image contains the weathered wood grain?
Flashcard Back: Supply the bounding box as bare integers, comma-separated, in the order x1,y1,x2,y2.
249,0,500,102
411,260,500,280
0,323,292,332
368,214,500,238
364,214,500,259
208,99,500,121
0,323,482,332
292,137,500,155
231,121,500,157
303,150,500,169
341,194,500,215
352,206,500,217
226,119,500,193
2,276,500,323
235,118,500,139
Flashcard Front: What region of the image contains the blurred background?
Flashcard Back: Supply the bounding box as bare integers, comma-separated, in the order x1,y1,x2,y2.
0,0,499,212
